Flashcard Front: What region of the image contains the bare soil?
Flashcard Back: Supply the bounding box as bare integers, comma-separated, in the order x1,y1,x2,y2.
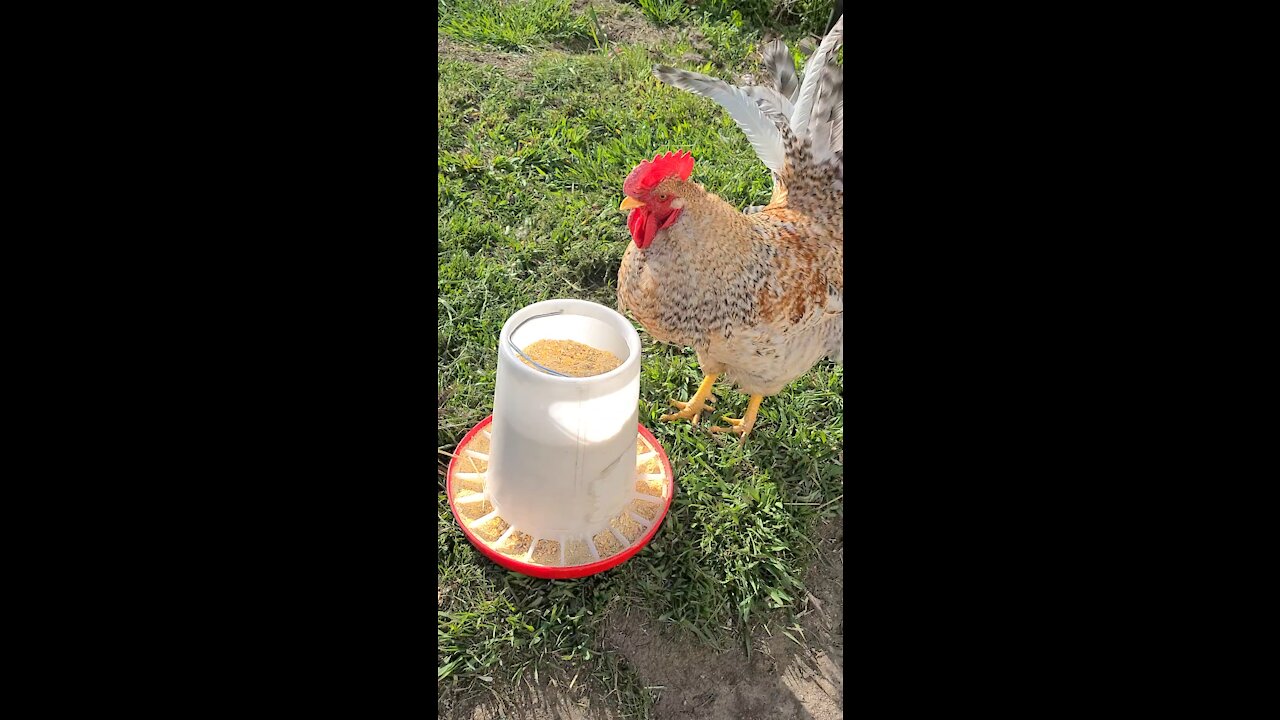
448,519,843,719
462,685,624,720
438,35,536,80
572,0,668,48
603,519,844,719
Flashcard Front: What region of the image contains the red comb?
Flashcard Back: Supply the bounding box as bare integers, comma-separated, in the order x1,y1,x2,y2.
623,150,695,197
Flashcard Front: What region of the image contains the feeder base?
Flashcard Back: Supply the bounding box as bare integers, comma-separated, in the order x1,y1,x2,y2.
446,415,675,579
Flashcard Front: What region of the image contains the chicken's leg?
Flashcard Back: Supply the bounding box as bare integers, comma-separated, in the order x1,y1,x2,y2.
660,374,719,425
711,394,764,443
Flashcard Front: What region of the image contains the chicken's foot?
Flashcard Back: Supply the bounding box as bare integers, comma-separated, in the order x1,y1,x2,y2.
660,374,719,426
711,394,764,444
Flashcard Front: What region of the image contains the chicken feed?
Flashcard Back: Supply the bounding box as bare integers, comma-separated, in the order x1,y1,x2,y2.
519,339,622,377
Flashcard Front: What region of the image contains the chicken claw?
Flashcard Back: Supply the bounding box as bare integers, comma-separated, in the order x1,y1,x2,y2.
659,374,719,426
660,397,715,425
710,394,764,444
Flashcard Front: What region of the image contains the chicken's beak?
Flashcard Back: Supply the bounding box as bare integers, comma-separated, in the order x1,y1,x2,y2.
619,197,645,212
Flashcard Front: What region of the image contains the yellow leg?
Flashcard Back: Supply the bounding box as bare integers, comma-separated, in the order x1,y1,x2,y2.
660,374,719,426
711,394,764,444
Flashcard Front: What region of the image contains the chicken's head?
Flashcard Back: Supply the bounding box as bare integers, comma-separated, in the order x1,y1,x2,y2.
619,150,694,249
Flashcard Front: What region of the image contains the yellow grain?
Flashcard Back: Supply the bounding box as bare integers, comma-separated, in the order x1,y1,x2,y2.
454,473,486,494
634,478,663,498
564,538,593,566
520,339,622,378
629,498,661,521
612,512,644,543
467,433,491,455
495,530,533,557
593,530,622,558
529,539,561,566
472,516,510,542
455,496,495,521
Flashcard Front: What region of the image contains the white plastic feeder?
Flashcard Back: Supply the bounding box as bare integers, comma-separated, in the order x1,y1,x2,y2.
446,299,674,579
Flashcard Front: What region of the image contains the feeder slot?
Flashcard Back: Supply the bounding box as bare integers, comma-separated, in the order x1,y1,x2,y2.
469,509,500,528
633,492,661,504
627,510,652,528
641,473,664,482
636,451,657,466
559,536,566,566
481,429,491,440
609,527,629,549
522,540,537,562
465,450,489,462
454,472,485,481
494,525,517,547
454,492,489,505
587,536,601,561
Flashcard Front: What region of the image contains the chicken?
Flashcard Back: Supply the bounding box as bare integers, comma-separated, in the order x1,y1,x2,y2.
616,17,843,443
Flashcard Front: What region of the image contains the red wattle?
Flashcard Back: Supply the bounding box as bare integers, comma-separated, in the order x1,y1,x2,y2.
628,208,650,248
642,211,658,247
627,208,682,249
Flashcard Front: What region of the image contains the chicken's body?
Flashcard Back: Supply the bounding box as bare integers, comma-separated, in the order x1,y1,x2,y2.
618,186,842,398
615,16,844,441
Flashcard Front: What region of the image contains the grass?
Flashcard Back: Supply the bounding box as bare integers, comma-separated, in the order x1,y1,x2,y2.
627,0,837,35
439,1,841,717
439,0,593,50
632,0,690,26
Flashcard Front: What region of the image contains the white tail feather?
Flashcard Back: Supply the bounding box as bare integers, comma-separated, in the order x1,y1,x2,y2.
808,68,842,164
742,85,795,124
791,15,843,140
653,66,788,178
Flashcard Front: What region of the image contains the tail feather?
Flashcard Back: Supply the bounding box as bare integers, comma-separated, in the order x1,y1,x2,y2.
792,15,843,141
830,102,843,155
808,66,843,165
741,85,794,127
761,39,801,101
652,66,788,179
653,15,843,209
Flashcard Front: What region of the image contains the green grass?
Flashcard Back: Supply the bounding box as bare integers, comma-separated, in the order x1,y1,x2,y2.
632,0,690,26
439,0,593,50
625,0,837,35
439,2,841,717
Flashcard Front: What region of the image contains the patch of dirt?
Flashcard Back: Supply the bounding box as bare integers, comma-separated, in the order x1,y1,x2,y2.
445,521,843,720
603,519,844,719
572,0,702,56
441,665,628,720
459,685,623,720
438,35,535,81
440,2,713,73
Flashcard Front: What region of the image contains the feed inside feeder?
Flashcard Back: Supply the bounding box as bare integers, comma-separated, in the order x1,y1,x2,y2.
517,339,623,377
446,299,674,578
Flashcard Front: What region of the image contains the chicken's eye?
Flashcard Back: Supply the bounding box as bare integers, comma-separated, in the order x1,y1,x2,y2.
657,193,668,201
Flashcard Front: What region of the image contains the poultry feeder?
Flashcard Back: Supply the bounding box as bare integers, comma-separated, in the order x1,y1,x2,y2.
446,299,674,579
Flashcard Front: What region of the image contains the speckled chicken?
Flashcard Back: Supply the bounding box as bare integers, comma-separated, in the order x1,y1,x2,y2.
616,17,843,442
